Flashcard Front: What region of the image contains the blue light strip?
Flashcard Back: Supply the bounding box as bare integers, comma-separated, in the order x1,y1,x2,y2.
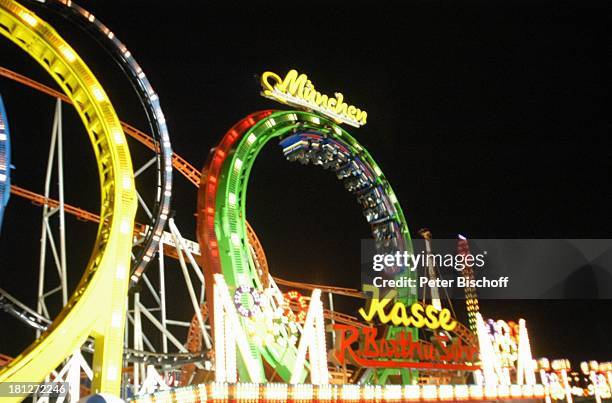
0,94,11,231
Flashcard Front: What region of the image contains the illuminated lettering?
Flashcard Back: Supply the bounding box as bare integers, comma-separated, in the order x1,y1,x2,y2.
358,285,457,331
333,324,479,369
260,69,368,127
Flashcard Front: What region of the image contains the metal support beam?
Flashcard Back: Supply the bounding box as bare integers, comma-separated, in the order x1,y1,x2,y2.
56,101,67,306
137,301,188,354
158,240,168,354
168,219,211,350
36,99,68,337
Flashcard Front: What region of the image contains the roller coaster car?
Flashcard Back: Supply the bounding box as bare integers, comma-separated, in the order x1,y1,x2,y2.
358,158,377,183
304,149,329,167
314,141,350,171
329,147,351,170
282,135,350,172
280,132,402,246
335,160,359,180
312,143,336,168
280,135,308,160
343,172,372,193
360,188,397,220
331,151,349,169
301,142,321,161
286,149,307,163
363,203,390,224
335,157,375,186
357,187,383,209
279,133,303,149
372,220,399,241
283,141,320,166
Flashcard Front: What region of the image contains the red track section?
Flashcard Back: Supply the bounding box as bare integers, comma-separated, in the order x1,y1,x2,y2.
11,185,99,223
196,111,273,331
10,185,147,235
273,277,366,299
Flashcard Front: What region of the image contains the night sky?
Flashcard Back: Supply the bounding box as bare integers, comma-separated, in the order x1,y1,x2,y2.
0,0,610,365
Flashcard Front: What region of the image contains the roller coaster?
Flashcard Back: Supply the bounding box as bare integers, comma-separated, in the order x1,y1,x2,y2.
1,1,601,402
197,110,418,385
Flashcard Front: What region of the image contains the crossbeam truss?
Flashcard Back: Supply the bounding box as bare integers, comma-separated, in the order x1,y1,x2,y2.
128,218,212,392
35,350,92,403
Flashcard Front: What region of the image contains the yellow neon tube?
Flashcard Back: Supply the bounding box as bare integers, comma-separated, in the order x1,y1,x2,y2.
0,0,136,399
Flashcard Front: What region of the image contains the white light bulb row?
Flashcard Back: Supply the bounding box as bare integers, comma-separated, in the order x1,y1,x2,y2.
132,382,546,402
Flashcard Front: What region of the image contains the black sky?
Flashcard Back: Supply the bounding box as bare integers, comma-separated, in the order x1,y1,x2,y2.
0,0,610,364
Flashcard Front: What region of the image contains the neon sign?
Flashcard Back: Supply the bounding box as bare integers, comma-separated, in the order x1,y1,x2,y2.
358,286,458,331
282,290,308,323
330,286,477,370
333,325,478,370
260,69,368,128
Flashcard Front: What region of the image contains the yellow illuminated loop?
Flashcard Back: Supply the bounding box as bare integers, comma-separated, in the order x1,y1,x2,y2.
0,0,136,398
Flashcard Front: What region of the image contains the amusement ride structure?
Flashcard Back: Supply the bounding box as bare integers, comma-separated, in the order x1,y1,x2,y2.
0,1,611,402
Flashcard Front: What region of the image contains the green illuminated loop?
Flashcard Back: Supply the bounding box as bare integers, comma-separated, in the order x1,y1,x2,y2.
212,110,416,383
